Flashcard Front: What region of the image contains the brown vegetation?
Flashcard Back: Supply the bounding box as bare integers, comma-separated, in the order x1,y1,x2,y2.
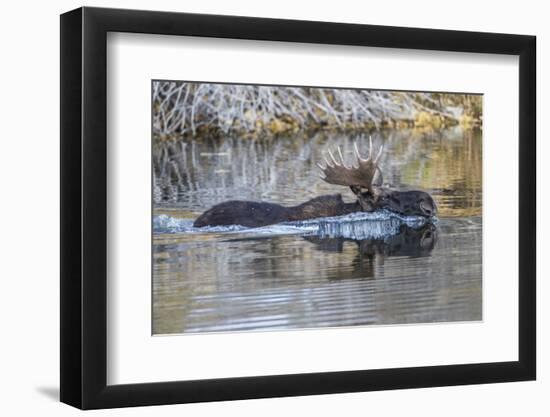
153,82,482,141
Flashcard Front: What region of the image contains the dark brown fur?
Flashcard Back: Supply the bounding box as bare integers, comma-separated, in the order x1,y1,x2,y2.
193,189,436,228
193,194,359,228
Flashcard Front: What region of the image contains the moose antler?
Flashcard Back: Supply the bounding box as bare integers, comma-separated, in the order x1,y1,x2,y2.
317,137,384,195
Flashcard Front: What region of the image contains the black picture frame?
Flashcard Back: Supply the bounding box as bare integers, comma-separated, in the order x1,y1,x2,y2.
60,6,536,410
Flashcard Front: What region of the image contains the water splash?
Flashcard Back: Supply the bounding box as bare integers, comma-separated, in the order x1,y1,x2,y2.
316,212,428,240
153,210,434,240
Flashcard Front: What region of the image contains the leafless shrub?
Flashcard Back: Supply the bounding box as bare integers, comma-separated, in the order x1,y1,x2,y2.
152,82,470,138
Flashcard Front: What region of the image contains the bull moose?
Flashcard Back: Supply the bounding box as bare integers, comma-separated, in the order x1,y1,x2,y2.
193,138,437,228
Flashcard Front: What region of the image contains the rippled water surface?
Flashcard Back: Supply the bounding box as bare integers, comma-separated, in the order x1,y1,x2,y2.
153,128,482,334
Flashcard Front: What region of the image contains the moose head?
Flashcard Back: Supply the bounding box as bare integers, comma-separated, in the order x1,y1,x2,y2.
317,138,437,218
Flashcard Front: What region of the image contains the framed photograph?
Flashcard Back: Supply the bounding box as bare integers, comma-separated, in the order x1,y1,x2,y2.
60,6,536,409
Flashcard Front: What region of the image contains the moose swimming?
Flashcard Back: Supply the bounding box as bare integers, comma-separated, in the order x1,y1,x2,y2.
193,138,437,228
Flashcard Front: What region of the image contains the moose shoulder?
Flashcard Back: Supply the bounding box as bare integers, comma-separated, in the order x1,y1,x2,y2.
193,139,437,228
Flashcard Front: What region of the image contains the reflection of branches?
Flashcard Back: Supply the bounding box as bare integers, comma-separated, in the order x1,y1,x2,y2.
152,128,481,212
152,82,470,137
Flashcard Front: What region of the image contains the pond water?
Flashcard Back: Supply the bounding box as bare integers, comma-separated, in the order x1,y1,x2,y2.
152,128,482,335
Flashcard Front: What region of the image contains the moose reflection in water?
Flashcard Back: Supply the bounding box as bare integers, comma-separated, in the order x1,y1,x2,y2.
193,138,437,228
217,222,438,284
308,223,437,259
304,223,438,280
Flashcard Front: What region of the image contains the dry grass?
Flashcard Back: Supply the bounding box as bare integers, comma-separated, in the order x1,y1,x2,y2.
153,82,481,139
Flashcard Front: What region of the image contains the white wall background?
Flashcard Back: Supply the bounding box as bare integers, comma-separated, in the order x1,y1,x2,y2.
0,0,545,415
